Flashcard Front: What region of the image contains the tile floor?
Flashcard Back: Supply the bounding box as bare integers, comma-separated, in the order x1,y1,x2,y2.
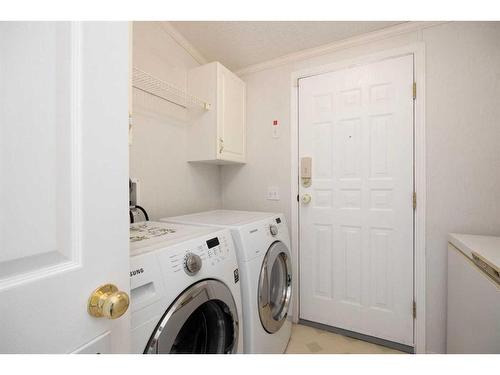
285,324,405,354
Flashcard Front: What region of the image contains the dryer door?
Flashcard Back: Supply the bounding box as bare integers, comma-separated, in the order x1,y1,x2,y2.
145,279,239,354
258,241,292,333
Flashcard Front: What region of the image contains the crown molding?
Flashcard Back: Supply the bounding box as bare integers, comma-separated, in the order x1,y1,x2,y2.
235,21,448,76
160,21,208,65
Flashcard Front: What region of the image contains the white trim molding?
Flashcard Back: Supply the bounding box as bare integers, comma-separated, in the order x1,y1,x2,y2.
237,21,445,77
412,41,427,355
160,21,208,65
290,43,427,353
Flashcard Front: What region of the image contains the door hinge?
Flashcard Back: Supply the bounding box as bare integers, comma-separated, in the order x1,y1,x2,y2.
413,301,417,319
412,192,417,210
297,194,299,202
219,138,224,154
412,82,417,100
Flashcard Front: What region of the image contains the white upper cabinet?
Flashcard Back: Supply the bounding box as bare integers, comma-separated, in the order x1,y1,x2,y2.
187,62,246,164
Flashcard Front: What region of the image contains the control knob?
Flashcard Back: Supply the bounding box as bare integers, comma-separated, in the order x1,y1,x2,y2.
184,252,202,275
270,224,279,236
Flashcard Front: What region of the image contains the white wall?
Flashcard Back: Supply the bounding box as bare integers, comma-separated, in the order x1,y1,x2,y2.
221,22,500,353
422,22,500,352
130,22,221,220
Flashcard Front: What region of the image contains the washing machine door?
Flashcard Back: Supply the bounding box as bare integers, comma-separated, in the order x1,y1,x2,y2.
145,279,239,354
258,241,292,334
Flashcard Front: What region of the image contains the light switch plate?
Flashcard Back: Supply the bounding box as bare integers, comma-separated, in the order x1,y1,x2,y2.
267,186,280,201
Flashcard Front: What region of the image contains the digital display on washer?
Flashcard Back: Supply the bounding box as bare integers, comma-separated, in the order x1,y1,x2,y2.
206,237,220,249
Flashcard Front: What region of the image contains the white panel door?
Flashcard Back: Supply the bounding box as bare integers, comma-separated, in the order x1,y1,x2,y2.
0,22,130,353
299,55,414,346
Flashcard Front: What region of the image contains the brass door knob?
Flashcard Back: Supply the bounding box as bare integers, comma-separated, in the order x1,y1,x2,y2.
301,194,312,204
88,284,130,319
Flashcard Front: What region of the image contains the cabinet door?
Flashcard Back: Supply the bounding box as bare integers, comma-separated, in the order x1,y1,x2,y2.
218,65,246,163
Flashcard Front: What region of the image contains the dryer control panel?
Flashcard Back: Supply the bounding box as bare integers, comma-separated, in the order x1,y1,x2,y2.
236,214,290,262
262,216,285,238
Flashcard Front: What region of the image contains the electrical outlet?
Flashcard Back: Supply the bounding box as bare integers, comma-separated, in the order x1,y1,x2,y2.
267,187,280,201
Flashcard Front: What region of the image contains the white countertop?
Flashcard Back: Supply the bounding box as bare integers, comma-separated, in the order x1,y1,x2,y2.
448,233,500,269
129,221,221,256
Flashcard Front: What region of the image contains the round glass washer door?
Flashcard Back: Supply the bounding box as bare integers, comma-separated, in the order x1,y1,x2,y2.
145,279,239,354
258,241,292,334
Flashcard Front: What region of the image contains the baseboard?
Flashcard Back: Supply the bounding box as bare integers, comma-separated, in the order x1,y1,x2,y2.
299,319,415,354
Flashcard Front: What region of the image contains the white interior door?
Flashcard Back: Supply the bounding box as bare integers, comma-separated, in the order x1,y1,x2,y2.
298,55,414,346
0,22,130,353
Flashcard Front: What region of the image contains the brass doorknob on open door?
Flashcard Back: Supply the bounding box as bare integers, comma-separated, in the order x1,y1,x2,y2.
301,194,312,204
88,284,130,319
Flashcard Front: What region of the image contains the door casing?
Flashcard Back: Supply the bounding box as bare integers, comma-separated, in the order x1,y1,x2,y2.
289,43,426,353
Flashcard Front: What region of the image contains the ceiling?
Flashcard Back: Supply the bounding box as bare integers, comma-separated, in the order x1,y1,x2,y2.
170,21,405,71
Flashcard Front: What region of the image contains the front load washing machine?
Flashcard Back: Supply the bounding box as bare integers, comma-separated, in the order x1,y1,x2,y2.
129,221,243,354
161,210,293,354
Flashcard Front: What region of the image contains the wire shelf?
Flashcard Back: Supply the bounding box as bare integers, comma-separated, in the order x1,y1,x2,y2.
132,67,211,111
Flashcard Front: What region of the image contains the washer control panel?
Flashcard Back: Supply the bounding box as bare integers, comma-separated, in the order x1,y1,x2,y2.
168,233,231,273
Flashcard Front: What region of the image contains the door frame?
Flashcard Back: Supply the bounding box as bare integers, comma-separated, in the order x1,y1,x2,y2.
289,43,426,353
